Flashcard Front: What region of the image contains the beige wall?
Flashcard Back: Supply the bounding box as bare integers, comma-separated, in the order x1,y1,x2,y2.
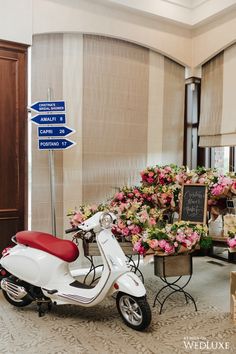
162,58,185,165
31,33,185,235
0,0,32,44
147,53,185,166
192,9,236,67
30,1,236,70
147,52,164,166
32,0,192,67
82,35,149,204
2,0,236,71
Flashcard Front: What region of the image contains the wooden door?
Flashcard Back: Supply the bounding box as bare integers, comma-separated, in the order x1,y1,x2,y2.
0,40,27,249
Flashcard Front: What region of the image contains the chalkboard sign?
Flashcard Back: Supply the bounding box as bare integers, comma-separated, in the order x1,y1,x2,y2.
179,184,208,224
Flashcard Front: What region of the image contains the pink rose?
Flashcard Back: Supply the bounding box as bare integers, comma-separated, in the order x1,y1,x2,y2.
149,239,159,250
147,177,154,183
133,241,146,255
149,218,156,226
117,220,125,229
140,211,149,222
148,172,154,177
73,213,84,223
198,177,205,184
231,181,236,194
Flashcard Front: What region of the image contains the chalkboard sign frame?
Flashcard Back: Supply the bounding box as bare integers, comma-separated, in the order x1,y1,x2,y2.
179,184,208,224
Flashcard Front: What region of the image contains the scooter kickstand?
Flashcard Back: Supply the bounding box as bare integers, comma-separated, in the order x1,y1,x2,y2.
36,299,52,317
37,301,44,317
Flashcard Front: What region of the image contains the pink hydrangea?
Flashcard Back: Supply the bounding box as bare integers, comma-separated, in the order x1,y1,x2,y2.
164,242,175,254
159,239,167,249
211,184,224,196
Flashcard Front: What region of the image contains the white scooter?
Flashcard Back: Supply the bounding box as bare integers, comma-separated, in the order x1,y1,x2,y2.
0,212,151,331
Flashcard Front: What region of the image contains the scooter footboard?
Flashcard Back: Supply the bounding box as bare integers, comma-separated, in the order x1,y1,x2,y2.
115,272,146,298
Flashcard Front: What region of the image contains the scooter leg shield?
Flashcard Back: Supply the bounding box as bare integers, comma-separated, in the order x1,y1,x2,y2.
115,272,146,298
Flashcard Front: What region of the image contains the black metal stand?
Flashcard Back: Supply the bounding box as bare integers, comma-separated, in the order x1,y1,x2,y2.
126,254,144,283
83,256,104,286
83,254,144,285
153,255,197,314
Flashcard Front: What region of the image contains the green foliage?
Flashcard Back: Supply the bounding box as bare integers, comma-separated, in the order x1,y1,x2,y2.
200,235,213,249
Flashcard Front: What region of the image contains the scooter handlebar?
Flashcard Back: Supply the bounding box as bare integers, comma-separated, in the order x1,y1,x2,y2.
65,227,79,234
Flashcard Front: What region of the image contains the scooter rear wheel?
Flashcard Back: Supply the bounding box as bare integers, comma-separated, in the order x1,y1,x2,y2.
1,276,32,307
116,292,151,331
2,289,32,307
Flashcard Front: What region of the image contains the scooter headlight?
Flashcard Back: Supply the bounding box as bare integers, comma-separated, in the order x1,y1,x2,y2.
99,212,113,229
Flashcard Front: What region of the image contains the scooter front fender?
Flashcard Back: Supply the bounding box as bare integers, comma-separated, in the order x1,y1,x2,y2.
115,272,146,298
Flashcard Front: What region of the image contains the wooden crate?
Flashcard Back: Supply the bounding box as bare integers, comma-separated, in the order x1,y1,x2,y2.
230,272,236,323
154,254,192,277
83,242,101,256
83,241,137,257
231,294,236,324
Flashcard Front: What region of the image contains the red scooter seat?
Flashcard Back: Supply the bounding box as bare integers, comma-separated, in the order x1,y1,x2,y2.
16,231,79,263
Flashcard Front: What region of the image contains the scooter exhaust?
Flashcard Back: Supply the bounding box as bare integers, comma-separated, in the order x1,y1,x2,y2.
1,279,28,300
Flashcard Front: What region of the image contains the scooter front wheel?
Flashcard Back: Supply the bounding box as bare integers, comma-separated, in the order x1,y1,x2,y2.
116,292,151,331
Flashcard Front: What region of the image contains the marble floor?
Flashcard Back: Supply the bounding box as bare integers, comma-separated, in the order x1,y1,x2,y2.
0,255,236,354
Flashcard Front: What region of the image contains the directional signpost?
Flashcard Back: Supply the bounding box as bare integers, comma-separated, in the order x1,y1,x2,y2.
38,138,75,150
30,97,76,236
31,113,66,125
37,126,75,138
30,100,76,151
31,100,66,112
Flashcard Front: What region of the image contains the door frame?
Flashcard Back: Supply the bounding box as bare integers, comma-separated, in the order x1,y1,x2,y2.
0,39,28,235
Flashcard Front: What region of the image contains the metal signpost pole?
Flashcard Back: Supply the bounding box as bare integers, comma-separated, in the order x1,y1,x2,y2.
31,94,75,237
47,88,57,236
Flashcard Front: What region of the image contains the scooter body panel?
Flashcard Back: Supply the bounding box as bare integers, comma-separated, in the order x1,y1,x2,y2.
0,245,73,287
114,272,146,298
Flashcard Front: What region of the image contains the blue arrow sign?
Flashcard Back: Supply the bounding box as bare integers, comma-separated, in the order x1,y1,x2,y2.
31,114,66,125
31,101,65,113
37,126,75,138
38,138,76,150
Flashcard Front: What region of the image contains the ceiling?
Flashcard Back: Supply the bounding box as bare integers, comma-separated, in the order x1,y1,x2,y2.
93,0,236,27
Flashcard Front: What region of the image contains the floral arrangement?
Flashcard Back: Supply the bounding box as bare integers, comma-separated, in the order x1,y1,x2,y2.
140,165,236,213
68,164,236,256
132,221,208,256
68,204,107,227
106,186,163,241
227,229,236,252
140,164,183,186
